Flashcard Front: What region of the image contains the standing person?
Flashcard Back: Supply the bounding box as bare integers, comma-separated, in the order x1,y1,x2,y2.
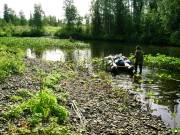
134,45,144,74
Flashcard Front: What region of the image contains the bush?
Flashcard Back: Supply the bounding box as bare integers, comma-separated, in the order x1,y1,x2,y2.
170,31,180,46
144,54,180,71
5,89,69,124
55,27,92,40
0,45,25,81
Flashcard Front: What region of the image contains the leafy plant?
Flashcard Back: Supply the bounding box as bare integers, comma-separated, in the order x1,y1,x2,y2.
0,45,25,81
10,95,23,102
5,89,69,124
43,72,62,89
16,88,34,98
171,128,180,134
146,91,156,99
92,58,106,71
144,54,180,71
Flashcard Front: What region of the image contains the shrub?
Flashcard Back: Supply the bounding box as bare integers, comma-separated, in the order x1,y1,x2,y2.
5,89,69,124
170,31,180,46
144,54,180,71
0,45,25,81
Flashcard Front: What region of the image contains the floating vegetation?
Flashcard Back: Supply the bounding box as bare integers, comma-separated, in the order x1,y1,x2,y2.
156,72,173,80
129,53,180,71
146,91,156,99
0,37,89,49
144,54,180,71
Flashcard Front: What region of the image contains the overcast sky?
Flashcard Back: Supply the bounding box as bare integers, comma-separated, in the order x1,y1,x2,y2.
0,0,91,19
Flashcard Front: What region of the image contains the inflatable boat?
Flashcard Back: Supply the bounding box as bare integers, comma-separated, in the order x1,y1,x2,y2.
104,54,134,74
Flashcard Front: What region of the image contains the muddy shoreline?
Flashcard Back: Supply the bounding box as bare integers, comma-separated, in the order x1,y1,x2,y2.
0,58,171,134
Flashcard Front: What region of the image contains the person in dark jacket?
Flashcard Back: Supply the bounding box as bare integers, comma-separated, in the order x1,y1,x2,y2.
134,45,144,74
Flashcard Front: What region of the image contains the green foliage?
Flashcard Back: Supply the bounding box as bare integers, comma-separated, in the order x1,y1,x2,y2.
43,72,62,89
146,91,156,99
16,88,34,98
144,54,180,71
43,70,76,89
19,11,27,26
45,26,60,36
0,37,89,49
7,118,71,135
5,89,69,124
89,0,180,45
91,0,102,37
98,71,111,80
55,26,90,40
8,122,30,134
10,95,23,102
3,4,20,25
1,0,179,45
32,124,69,135
64,0,78,27
0,45,25,81
28,113,43,126
118,104,128,112
92,58,106,71
43,16,59,27
170,31,180,45
155,72,173,80
30,4,45,36
171,128,180,134
3,69,75,134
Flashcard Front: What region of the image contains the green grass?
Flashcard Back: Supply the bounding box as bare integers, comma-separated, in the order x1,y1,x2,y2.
0,25,60,37
0,37,89,49
0,45,25,81
45,26,61,35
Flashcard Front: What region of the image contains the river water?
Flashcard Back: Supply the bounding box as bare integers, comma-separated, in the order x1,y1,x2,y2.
26,42,180,128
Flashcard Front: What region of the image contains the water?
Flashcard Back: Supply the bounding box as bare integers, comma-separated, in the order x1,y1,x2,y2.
26,42,180,128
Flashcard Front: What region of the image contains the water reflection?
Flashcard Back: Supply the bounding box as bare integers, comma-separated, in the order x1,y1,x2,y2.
42,49,66,62
90,41,180,57
26,48,36,59
112,67,180,128
72,49,92,73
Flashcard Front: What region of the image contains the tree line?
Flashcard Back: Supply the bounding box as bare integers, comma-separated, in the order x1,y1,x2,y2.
89,0,180,45
1,4,61,26
57,0,180,45
0,4,62,36
0,0,179,45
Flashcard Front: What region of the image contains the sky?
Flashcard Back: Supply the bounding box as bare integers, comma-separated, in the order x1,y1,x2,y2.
0,0,92,19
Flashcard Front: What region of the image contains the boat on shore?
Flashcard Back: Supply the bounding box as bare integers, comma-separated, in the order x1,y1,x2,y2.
104,54,134,74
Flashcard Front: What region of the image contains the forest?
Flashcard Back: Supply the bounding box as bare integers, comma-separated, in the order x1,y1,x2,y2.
0,0,179,45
